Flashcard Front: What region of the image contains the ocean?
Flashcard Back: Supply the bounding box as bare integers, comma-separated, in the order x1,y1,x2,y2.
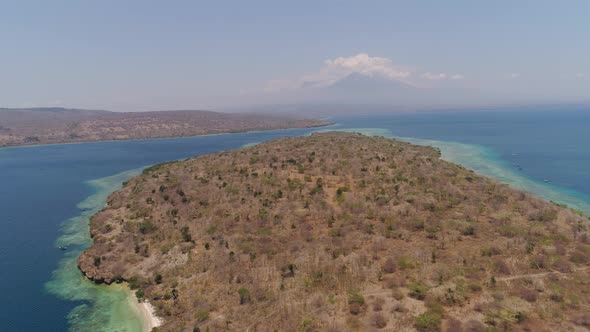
0,107,588,331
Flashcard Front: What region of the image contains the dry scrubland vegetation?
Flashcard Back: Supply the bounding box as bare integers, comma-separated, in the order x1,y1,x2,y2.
79,132,590,332
0,108,330,147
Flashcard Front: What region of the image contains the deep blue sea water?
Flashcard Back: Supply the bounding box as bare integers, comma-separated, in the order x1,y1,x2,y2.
0,107,589,331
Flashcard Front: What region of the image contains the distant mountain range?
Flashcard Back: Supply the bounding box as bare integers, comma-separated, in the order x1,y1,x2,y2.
300,73,422,103
260,72,478,108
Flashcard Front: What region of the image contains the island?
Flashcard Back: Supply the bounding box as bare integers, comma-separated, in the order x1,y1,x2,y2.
79,132,590,331
0,108,331,147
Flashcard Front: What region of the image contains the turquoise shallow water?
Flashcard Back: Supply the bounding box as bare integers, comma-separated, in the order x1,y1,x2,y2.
316,127,590,215
0,127,319,331
45,168,145,332
333,108,590,200
1,108,589,331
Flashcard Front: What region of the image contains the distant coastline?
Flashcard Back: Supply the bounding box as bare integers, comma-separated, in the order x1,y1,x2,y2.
0,107,333,148
0,121,334,150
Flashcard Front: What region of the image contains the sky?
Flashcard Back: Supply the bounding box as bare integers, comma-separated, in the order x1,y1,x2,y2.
1,0,589,111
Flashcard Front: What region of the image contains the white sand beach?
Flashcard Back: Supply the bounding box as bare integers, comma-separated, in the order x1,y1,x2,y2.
128,290,163,331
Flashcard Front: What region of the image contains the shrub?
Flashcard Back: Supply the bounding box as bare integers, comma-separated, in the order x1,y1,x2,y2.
525,241,535,254
382,257,397,273
514,288,538,302
349,302,362,315
372,313,387,329
414,310,442,331
195,310,209,322
206,225,217,235
530,255,547,269
238,288,251,304
336,186,350,197
462,225,476,236
181,226,192,242
348,291,365,305
128,276,141,290
392,288,405,300
298,318,315,331
171,288,179,300
528,208,557,222
549,293,563,302
468,283,483,293
463,319,485,332
552,259,572,272
408,282,429,300
493,259,511,275
481,246,502,257
392,302,407,313
135,289,144,300
102,224,113,234
570,251,590,264
372,297,385,312
348,291,365,315
444,318,463,332
139,220,156,234
397,256,415,270
571,313,590,327
283,264,296,277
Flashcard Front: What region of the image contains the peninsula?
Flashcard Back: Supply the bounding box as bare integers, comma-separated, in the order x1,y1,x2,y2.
0,108,331,147
79,132,590,331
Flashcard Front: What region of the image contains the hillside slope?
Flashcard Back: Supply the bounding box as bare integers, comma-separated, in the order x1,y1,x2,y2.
79,132,590,332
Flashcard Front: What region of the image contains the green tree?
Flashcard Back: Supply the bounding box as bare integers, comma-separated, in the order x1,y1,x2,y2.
238,288,251,304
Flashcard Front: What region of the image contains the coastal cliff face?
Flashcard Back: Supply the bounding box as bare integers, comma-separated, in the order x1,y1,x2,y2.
79,132,590,331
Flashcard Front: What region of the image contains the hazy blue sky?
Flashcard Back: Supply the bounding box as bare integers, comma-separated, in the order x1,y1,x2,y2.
1,1,589,111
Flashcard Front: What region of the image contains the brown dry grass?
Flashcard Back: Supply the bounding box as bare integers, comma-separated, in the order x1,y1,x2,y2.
79,132,590,331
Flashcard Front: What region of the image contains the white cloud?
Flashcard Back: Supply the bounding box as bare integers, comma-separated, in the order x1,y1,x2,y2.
421,72,464,81
265,53,412,92
422,72,447,80
263,53,464,93
323,53,411,80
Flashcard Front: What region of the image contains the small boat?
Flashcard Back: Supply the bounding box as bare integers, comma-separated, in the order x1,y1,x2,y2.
59,246,68,251
544,179,550,183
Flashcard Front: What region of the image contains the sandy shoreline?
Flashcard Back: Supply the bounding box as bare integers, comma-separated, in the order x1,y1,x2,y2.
127,289,163,331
